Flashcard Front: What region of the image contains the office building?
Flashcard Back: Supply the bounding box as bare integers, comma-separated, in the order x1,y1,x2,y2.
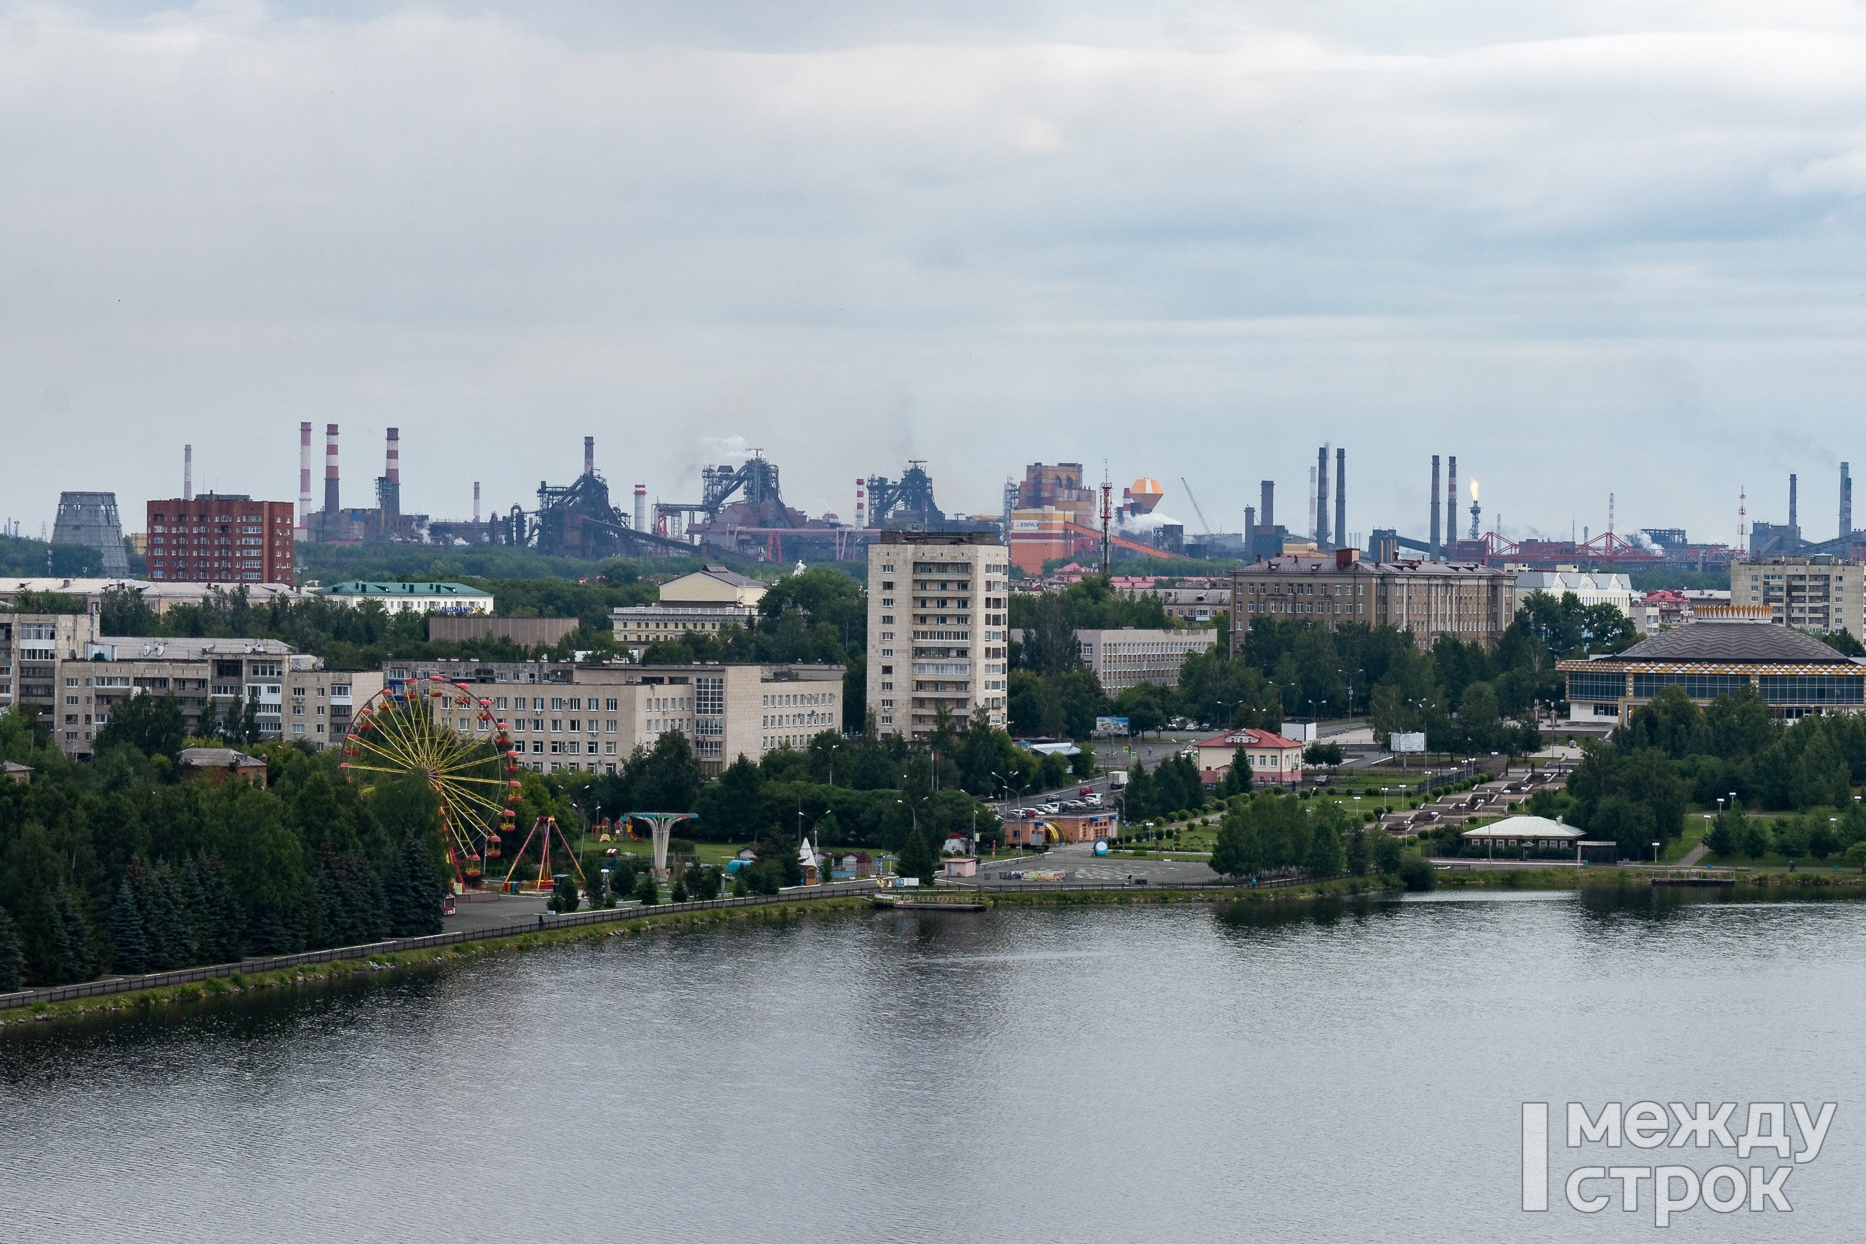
610,564,767,652
1514,569,1635,615
1230,550,1516,653
1076,627,1216,695
866,531,1009,738
315,581,494,614
146,496,295,585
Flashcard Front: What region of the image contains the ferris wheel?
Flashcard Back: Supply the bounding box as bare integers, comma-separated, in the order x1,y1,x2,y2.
339,676,521,888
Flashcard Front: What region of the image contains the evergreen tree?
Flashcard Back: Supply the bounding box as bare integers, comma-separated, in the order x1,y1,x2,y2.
387,833,443,937
1211,804,1262,878
669,875,689,903
0,907,25,993
53,888,96,983
1122,763,1155,823
634,872,660,906
196,858,244,963
1306,820,1346,878
898,824,937,884
1222,745,1254,797
107,880,149,975
549,873,580,914
21,884,66,986
143,865,196,971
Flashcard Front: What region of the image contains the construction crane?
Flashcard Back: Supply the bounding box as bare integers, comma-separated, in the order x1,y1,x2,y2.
1180,477,1215,534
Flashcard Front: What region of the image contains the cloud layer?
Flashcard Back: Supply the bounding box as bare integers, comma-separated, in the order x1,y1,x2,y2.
6,1,1866,544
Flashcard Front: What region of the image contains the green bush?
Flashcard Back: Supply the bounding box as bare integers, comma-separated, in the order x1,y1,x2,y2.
1398,854,1437,892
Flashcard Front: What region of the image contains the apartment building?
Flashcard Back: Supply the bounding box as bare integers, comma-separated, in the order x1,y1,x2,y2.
1231,550,1516,653
146,495,295,585
1109,576,1230,625
0,608,101,725
382,658,843,776
1732,558,1866,636
1077,627,1216,695
866,531,1009,739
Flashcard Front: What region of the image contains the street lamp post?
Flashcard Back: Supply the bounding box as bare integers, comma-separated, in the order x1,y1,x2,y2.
1651,840,1661,865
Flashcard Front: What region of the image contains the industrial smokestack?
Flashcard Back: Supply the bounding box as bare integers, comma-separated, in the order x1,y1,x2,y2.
379,427,401,527
1315,446,1331,549
634,483,647,532
855,479,866,529
1260,480,1275,531
1245,505,1256,536
1430,455,1442,557
1308,466,1318,541
1790,472,1799,536
324,424,340,515
473,481,481,524
298,422,313,537
385,427,400,486
1334,447,1346,554
1446,457,1458,556
1842,463,1853,541
584,436,595,478
183,444,192,501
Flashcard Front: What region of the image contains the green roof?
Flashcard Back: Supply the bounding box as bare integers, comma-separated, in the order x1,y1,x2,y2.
319,581,492,597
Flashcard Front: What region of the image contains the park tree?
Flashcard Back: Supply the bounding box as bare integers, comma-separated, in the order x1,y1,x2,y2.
0,905,22,992
94,692,187,761
387,832,443,937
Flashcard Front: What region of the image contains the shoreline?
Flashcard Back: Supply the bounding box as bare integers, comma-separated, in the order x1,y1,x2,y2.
10,870,1866,1030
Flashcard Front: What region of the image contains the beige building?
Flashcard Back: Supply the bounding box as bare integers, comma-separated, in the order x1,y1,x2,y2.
1231,551,1516,652
383,658,842,776
866,531,1009,739
1732,558,1866,636
1,607,100,723
0,578,304,615
1110,577,1230,625
610,565,766,652
1077,627,1216,695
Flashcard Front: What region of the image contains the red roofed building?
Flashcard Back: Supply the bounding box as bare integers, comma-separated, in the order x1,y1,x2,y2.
1194,728,1305,787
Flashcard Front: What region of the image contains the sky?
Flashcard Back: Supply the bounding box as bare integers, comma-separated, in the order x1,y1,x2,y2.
6,1,1866,549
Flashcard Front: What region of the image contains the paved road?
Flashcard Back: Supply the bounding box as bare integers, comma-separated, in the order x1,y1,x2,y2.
443,893,550,933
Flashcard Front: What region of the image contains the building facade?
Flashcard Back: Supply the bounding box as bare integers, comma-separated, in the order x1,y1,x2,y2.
610,564,768,654
1731,558,1866,636
1193,728,1306,786
1230,551,1515,653
1110,576,1231,626
0,608,100,725
1558,623,1866,723
1077,627,1216,695
146,496,295,585
866,532,1009,739
381,658,842,775
315,581,494,614
1514,569,1635,614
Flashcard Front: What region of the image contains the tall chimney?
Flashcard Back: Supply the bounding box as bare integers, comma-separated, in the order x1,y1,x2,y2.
1334,447,1346,554
1315,446,1331,548
473,481,481,524
324,424,340,514
1260,480,1275,531
584,436,595,477
1790,472,1799,537
855,479,866,530
298,422,313,537
1430,455,1442,557
634,483,647,532
1446,457,1458,556
183,444,193,501
1308,466,1318,541
1245,505,1256,536
1842,463,1853,541
380,427,401,527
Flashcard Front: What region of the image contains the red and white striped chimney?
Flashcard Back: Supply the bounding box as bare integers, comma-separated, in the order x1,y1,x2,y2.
385,427,400,485
298,422,312,536
323,424,340,514
855,479,866,528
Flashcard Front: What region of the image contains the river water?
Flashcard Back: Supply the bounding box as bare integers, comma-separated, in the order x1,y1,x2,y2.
3,889,1864,1242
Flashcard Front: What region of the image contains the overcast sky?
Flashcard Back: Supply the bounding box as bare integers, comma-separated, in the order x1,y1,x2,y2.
6,1,1866,549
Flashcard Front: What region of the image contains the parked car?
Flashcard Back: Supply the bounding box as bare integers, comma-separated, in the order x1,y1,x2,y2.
1080,785,1095,795
1083,793,1103,806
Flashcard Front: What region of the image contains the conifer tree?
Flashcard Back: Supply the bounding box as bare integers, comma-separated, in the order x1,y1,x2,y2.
107,881,149,975
196,858,244,963
387,833,442,937
53,887,96,983
0,907,24,993
633,871,659,906
898,824,936,884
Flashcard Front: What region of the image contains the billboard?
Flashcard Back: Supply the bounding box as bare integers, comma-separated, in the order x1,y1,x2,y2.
1390,731,1426,754
1094,716,1130,737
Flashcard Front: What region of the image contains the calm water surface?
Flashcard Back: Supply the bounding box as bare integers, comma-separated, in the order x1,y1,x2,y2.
3,891,1863,1242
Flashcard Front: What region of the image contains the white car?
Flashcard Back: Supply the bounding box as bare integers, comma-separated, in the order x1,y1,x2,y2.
1083,793,1103,806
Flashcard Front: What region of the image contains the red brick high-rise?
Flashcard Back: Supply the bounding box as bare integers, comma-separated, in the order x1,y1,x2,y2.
146,495,295,585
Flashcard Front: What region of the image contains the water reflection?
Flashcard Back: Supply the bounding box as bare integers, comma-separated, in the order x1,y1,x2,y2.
2,897,1863,1242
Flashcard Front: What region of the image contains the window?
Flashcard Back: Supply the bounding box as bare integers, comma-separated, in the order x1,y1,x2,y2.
1759,675,1865,705
1631,673,1750,699
1566,671,1627,701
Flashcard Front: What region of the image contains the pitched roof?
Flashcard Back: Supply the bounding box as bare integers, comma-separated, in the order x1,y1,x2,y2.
1609,623,1855,665
1197,727,1303,750
1461,815,1584,841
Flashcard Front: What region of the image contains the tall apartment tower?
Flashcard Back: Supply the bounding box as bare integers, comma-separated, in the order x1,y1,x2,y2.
866,531,1009,739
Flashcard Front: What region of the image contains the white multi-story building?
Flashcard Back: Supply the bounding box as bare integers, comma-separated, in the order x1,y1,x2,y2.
1732,558,1866,636
383,658,842,776
866,531,1009,738
1077,627,1216,695
1513,569,1635,615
